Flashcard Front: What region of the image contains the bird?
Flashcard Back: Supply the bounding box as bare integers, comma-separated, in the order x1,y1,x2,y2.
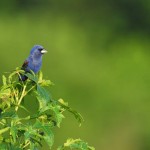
20,45,47,81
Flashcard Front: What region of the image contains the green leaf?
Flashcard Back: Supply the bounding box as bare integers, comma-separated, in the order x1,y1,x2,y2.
0,127,10,135
37,85,51,102
36,85,51,109
2,75,7,86
38,71,43,82
39,103,64,127
24,126,40,147
30,142,38,150
38,71,53,86
50,105,64,127
0,135,3,143
0,87,11,100
0,144,7,149
10,126,17,143
39,79,53,87
57,138,95,150
25,73,38,83
58,99,84,126
0,111,17,119
34,120,54,148
9,145,22,150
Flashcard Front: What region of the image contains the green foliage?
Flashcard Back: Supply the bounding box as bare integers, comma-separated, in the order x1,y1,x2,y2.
0,68,94,150
57,138,95,150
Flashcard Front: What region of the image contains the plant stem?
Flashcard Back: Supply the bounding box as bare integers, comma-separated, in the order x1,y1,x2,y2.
15,85,27,111
22,141,30,149
26,84,36,94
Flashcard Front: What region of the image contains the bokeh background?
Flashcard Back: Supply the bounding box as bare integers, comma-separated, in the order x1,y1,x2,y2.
0,0,150,149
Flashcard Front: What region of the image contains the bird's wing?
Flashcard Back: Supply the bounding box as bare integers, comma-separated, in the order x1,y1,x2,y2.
22,60,29,69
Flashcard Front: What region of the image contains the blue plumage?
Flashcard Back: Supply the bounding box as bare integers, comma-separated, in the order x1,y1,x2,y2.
20,45,47,81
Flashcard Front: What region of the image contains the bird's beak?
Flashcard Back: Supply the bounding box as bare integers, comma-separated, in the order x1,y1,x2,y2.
41,49,47,54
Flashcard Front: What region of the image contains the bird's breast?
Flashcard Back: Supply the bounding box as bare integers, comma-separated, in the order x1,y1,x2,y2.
28,59,42,73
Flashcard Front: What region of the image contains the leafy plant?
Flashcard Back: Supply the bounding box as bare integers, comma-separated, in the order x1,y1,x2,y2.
0,68,95,150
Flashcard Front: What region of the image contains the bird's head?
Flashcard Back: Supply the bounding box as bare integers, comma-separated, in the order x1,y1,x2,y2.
30,45,47,57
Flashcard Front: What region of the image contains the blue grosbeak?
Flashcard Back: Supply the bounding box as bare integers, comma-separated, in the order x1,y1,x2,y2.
20,45,47,81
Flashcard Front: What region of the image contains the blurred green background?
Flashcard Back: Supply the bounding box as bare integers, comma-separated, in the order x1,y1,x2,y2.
0,0,150,149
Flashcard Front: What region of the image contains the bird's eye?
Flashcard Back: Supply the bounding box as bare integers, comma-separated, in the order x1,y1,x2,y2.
38,48,43,51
